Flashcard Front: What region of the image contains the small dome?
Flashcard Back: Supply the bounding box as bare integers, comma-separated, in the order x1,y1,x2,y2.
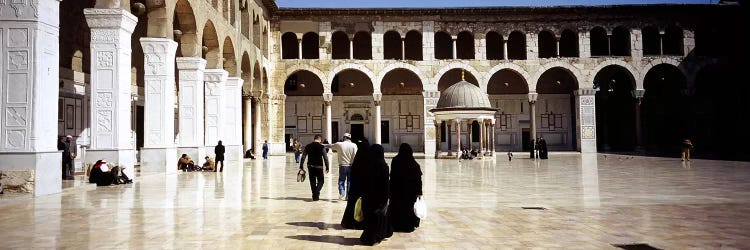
436,81,491,108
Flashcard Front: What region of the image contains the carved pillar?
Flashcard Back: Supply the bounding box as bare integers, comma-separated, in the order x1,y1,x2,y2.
633,89,645,150
528,93,538,146
323,93,333,144
84,8,138,180
243,97,253,152
0,0,64,196
455,119,462,158
139,38,178,173
224,77,244,161
423,90,439,155
203,69,228,153
575,89,597,153
176,57,206,161
373,93,382,145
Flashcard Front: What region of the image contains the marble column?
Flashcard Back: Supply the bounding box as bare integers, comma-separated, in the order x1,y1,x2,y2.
478,119,484,155
0,0,63,196
451,37,457,59
467,120,473,151
224,77,244,161
490,119,496,155
176,57,206,162
349,39,354,59
139,38,178,173
556,37,561,57
659,30,664,55
373,93,382,145
323,93,333,143
528,93,538,145
401,38,406,60
243,97,253,152
575,89,598,153
423,90,439,156
204,69,228,154
252,92,262,155
455,119,462,157
297,38,302,59
447,122,452,156
502,39,508,60
434,120,441,158
84,8,138,179
633,89,645,150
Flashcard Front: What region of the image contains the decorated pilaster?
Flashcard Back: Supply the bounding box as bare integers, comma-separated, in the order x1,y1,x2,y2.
204,69,228,153
323,93,333,143
84,8,138,179
223,77,244,161
139,38,178,173
373,93,382,144
575,89,597,153
176,57,207,161
423,90,439,156
0,0,63,196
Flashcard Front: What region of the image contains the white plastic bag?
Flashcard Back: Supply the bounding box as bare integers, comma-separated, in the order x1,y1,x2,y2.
413,197,427,219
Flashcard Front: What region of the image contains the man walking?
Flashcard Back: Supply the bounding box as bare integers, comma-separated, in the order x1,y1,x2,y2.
327,133,357,200
299,135,330,201
262,140,269,159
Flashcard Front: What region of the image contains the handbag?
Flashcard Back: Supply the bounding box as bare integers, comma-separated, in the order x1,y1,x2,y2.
413,197,427,219
354,197,364,222
296,169,306,182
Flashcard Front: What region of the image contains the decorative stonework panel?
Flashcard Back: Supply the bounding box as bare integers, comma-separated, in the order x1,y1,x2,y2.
5,129,25,149
7,51,27,70
97,51,113,67
95,92,113,108
582,126,596,139
6,73,27,103
96,110,112,132
7,28,27,47
4,107,26,126
91,30,118,43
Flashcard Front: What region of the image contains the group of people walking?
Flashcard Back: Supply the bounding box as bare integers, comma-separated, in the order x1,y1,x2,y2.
530,137,549,159
298,133,423,246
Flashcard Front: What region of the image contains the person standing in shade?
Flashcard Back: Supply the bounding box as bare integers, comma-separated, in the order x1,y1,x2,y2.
681,139,693,161
299,135,330,201
293,139,303,163
58,135,76,180
214,140,225,172
327,133,358,201
388,143,423,233
508,151,513,161
359,144,393,245
539,137,548,159
341,139,370,229
262,140,269,159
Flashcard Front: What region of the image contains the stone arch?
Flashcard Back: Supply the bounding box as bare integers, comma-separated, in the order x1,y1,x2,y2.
285,64,329,92
433,62,483,86
252,60,262,94
172,0,200,57
383,30,402,60
376,62,429,92
639,58,686,89
145,0,170,38
222,36,237,76
590,59,641,89
328,63,377,92
201,20,221,69
530,61,584,92
483,63,532,93
241,52,252,93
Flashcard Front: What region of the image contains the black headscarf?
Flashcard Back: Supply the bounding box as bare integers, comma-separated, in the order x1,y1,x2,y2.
392,143,422,178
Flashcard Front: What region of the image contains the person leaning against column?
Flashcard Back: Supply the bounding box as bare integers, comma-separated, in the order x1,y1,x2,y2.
299,135,330,201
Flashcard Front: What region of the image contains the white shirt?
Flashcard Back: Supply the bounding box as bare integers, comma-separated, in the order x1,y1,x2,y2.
329,140,358,166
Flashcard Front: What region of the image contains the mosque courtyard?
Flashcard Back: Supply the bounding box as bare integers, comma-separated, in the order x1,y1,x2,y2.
1,153,749,249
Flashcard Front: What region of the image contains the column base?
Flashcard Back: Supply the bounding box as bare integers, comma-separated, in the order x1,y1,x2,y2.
178,147,206,165
579,140,597,153
141,147,177,174
224,145,243,162
269,142,286,156
86,149,137,179
0,151,62,196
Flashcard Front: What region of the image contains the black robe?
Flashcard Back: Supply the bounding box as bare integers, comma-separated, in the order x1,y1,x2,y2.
388,143,423,232
359,144,393,245
341,141,370,229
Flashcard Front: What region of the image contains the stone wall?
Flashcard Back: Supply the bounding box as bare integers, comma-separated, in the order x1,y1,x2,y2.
0,170,35,193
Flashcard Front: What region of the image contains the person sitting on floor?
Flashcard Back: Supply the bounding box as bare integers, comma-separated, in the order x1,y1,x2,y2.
178,154,195,172
470,148,478,159
244,149,256,159
202,156,216,172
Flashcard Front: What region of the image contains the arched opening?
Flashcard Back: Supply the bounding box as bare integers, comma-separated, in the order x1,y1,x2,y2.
642,26,660,55
281,32,298,59
611,26,631,56
487,68,529,150
262,26,269,57
486,31,504,60
202,21,221,68
437,69,479,91
404,30,422,60
538,30,557,58
252,14,260,47
331,31,350,59
241,53,252,151
590,26,608,56
383,30,402,60
332,69,375,143
434,31,453,59
301,32,319,59
559,29,578,57
332,69,373,96
252,61,262,94
222,37,237,75
593,65,636,151
380,68,425,150
663,26,683,55
536,67,579,150
507,31,526,60
642,64,687,153
222,0,230,22
353,31,372,60
173,0,199,57
488,69,528,95
240,1,249,38
456,31,474,59
284,71,324,96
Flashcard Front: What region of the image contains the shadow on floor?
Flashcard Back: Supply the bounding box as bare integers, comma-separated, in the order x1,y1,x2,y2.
260,197,339,203
285,235,360,246
286,222,344,230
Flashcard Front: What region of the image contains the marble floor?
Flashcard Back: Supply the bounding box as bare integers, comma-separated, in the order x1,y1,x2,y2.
1,153,750,249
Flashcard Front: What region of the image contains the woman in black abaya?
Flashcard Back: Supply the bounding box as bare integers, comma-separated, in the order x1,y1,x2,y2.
388,143,423,232
341,140,370,229
359,144,393,245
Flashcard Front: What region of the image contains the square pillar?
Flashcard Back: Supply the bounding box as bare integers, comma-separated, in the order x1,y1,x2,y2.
243,97,253,152
373,93,382,145
423,91,439,156
223,77,244,162
526,33,538,60
139,38,178,173
84,8,138,179
0,0,63,196
204,69,228,154
630,28,643,59
422,21,435,61
176,57,207,161
578,31,590,58
323,93,333,144
575,89,597,153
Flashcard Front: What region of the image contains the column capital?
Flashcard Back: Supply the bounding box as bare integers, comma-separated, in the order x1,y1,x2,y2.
528,92,538,103
575,88,597,96
204,69,229,83
84,8,138,33
373,92,382,105
251,90,263,98
322,92,333,102
631,89,646,99
176,57,207,70
225,77,244,88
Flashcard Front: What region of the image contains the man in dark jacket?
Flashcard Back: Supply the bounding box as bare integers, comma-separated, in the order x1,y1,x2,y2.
214,140,225,172
299,134,330,201
58,135,76,180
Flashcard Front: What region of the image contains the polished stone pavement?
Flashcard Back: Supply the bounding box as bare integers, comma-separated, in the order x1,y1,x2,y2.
1,153,749,249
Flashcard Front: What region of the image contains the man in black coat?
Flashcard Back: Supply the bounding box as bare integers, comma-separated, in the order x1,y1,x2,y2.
299,135,330,201
214,140,225,172
58,135,76,180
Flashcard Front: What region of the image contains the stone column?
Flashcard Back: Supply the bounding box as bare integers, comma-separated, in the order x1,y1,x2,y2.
579,31,591,58
607,33,612,55
203,69,228,154
139,38,178,173
490,119,496,155
223,77,244,161
373,93,382,145
297,38,302,59
478,119,484,155
84,8,138,179
422,21,435,60
446,121,452,156
467,120,473,151
556,37,561,57
176,57,207,162
683,29,695,57
323,93,333,143
659,30,664,55
0,0,63,196
243,97,253,152
476,34,486,60
630,28,643,58
349,38,354,59
451,37,457,59
633,89,645,150
575,89,597,153
252,92,262,155
502,38,508,60
423,90,439,156
401,37,406,60
434,120,441,158
528,93,538,145
455,119,462,157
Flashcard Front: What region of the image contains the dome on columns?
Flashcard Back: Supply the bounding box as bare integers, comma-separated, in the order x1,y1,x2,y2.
436,80,491,109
